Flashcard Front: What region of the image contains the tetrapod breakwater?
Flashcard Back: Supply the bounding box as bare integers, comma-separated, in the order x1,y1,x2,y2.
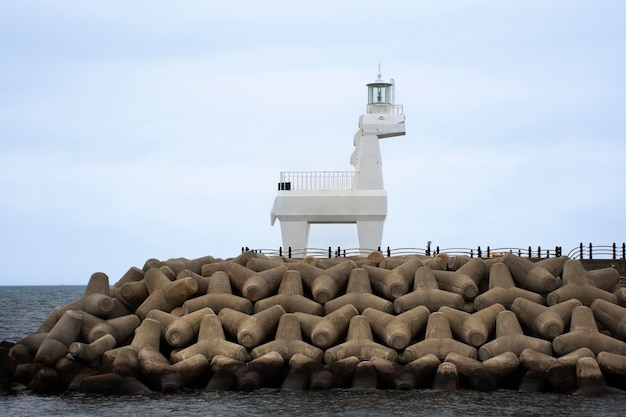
2,250,626,395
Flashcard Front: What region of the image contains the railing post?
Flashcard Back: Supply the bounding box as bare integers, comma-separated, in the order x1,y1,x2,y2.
623,243,625,260
538,246,541,259
486,246,490,258
518,249,521,257
477,246,482,258
589,242,593,260
547,249,550,258
279,247,283,257
579,242,583,260
612,242,617,260
426,241,431,257
436,246,440,254
328,246,332,258
387,246,391,257
470,249,474,258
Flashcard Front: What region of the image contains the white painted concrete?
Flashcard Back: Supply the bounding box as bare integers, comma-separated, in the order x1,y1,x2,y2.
271,74,405,254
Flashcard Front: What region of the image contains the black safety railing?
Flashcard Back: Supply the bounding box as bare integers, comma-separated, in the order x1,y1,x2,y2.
567,242,626,260
245,242,625,260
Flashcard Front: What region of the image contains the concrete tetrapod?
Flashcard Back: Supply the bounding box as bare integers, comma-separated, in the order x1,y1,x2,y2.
9,335,49,367
68,334,117,366
138,349,209,393
135,276,199,320
143,266,172,293
118,281,149,310
294,304,359,349
309,365,335,390
511,298,582,340
369,357,402,389
240,350,286,390
81,272,114,318
323,315,398,364
590,299,626,341
323,268,393,314
218,261,262,296
79,310,141,344
597,351,626,390
176,269,210,296
432,270,479,302
401,312,478,363
55,273,114,320
518,347,594,393
319,356,358,388
350,360,378,390
432,361,459,391
292,260,358,304
363,305,430,350
502,253,560,294
393,353,440,390
245,256,286,272
586,267,621,291
282,353,325,390
33,310,83,367
362,256,423,299
163,307,216,348
147,307,215,348
439,303,505,348
205,355,244,391
478,310,552,361
129,317,162,353
473,263,544,310
240,265,289,302
454,258,486,287
253,270,323,315
77,372,152,395
250,313,323,362
547,260,618,306
393,267,464,314
444,351,520,391
170,313,250,364
420,253,449,271
552,305,626,356
535,256,569,281
112,266,145,292
111,347,139,378
573,356,625,396
446,255,472,271
181,271,253,315
218,304,286,349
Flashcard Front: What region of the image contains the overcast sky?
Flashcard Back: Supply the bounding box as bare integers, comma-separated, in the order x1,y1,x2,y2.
1,1,625,285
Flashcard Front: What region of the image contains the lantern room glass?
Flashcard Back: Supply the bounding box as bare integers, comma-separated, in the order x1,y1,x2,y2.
368,83,392,104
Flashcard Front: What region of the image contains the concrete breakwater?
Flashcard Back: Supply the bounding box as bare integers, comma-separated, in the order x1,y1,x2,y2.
2,251,626,395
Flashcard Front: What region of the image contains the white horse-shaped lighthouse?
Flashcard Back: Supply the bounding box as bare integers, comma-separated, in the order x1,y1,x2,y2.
271,73,405,254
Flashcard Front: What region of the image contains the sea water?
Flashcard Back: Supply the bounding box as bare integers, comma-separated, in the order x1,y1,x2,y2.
1,286,624,417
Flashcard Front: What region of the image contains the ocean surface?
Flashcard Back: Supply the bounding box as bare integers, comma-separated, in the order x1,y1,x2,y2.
1,286,625,417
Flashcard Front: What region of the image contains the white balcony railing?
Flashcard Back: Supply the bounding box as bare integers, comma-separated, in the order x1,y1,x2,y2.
278,171,354,191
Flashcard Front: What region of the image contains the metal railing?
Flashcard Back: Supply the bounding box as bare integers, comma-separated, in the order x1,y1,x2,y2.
277,171,354,191
567,242,626,260
246,242,625,260
365,103,404,115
